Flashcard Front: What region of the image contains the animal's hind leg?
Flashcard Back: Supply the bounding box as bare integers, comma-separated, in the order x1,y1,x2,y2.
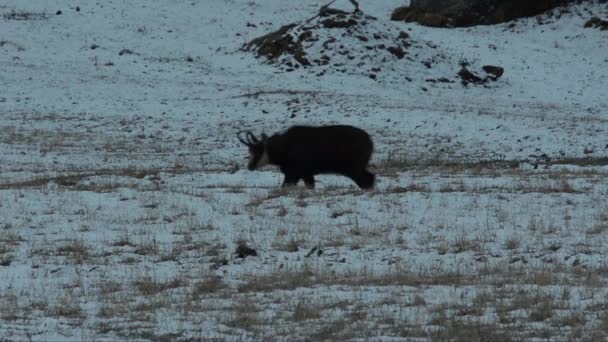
282,175,300,188
350,170,375,190
303,175,315,189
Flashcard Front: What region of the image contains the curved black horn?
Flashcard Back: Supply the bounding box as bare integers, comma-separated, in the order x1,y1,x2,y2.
237,131,252,146
247,132,259,144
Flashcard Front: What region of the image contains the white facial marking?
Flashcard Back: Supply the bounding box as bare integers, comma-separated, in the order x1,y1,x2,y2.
256,150,270,168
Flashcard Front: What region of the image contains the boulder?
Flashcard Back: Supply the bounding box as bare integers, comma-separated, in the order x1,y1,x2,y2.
585,17,608,30
391,0,576,27
458,64,504,85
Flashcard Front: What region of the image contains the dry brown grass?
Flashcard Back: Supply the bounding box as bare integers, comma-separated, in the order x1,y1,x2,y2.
224,298,261,332
0,240,16,266
133,239,160,256
132,276,187,296
1,148,607,341
238,266,476,293
56,239,91,264
513,178,578,193
191,276,226,299
48,291,86,320
376,155,521,175
2,10,49,20
290,301,322,321
238,261,607,298
504,238,520,250
431,319,514,342
273,238,301,252
0,294,21,321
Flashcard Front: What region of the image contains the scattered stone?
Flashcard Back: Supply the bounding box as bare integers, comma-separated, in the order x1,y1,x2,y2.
387,46,405,59
243,23,299,60
235,242,257,258
458,67,484,85
426,77,455,83
322,16,358,29
305,246,323,257
119,48,134,56
482,65,504,80
459,65,504,85
584,17,608,30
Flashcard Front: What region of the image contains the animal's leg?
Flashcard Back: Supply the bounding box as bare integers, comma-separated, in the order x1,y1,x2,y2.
282,175,300,188
349,169,375,190
303,175,315,189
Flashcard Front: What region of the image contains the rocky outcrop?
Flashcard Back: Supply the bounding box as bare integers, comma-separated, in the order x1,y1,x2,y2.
242,2,413,80
391,0,575,27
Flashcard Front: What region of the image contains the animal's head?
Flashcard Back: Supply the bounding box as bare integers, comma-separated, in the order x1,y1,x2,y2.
237,131,269,171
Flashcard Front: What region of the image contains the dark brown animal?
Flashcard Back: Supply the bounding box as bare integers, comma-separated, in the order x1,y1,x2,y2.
238,125,375,189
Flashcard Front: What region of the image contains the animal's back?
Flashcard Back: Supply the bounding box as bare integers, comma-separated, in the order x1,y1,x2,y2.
283,125,373,174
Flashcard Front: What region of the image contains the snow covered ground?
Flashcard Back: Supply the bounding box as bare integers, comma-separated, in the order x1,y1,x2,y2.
1,0,607,340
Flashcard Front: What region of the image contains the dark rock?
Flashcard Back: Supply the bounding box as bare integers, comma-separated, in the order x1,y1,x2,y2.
426,77,454,83
242,23,299,59
458,67,483,85
482,65,504,80
321,17,358,29
459,65,504,85
387,46,405,59
585,17,608,30
392,0,576,27
305,246,325,257
235,243,257,259
119,48,134,56
391,6,410,21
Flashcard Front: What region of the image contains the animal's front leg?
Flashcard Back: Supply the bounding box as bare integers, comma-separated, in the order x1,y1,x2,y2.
282,175,300,188
303,175,315,189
